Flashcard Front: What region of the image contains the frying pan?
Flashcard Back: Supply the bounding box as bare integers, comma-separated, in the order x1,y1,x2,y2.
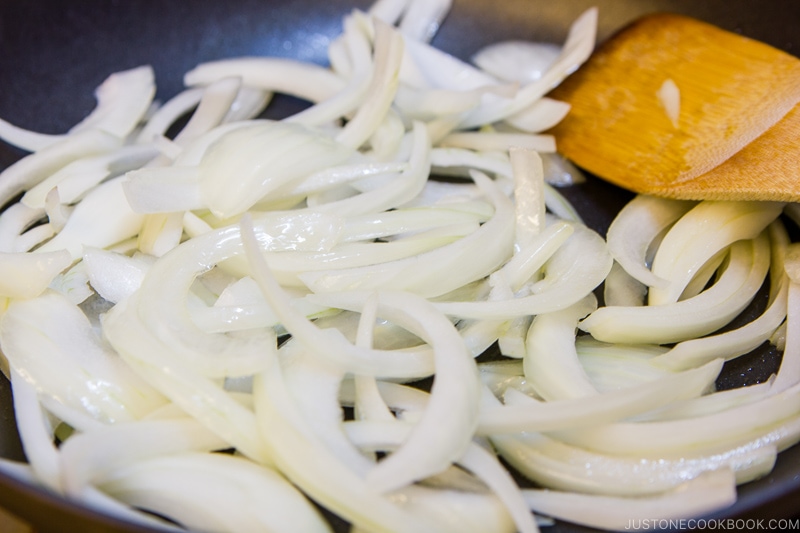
1,1,799,531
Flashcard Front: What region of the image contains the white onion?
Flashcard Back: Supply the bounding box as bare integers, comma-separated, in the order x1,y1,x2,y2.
0,1,796,531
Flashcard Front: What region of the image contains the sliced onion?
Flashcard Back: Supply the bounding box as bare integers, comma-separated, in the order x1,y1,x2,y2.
1,291,168,423
99,452,332,533
521,469,737,531
184,57,346,103
472,41,561,84
0,129,121,209
580,234,771,345
606,194,695,289
0,250,71,298
648,200,783,305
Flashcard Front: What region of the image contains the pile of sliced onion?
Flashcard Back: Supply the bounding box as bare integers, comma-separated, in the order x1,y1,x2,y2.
0,0,797,531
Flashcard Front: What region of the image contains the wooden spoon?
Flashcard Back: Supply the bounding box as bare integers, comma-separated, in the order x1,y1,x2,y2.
547,13,800,201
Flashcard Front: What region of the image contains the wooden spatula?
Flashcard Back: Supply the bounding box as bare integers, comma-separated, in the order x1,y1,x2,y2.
547,13,800,201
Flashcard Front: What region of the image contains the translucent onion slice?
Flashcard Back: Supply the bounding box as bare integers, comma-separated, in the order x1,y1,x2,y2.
0,250,71,298
82,248,152,304
199,121,357,218
48,260,93,304
0,117,67,153
580,234,771,345
394,85,483,120
137,212,184,258
550,382,800,456
504,97,571,133
35,177,146,260
272,161,407,202
460,8,597,128
122,166,202,214
0,66,154,152
0,129,121,209
385,484,519,533
492,429,775,497
293,12,373,123
523,294,599,400
606,194,696,289
120,212,342,377
58,419,229,497
355,291,482,493
300,169,512,298
252,341,437,533
241,214,482,492
263,228,473,280
280,340,375,476
68,65,156,140
184,57,346,103
497,314,532,359
22,144,159,210
430,147,512,180
648,200,783,305
575,338,675,392
222,86,273,125
136,88,205,143
9,368,62,492
476,359,722,435
353,292,397,422
169,76,244,148
99,452,332,533
369,0,412,26
343,421,538,533
102,295,272,463
398,0,452,43
630,379,773,423
490,220,571,295
0,203,46,253
653,274,787,370
190,279,330,334
771,243,800,393
437,132,556,153
239,216,438,379
1,291,168,424
603,261,648,307
521,468,737,531
339,204,489,242
433,223,610,320
75,483,183,531
336,20,404,150
400,33,500,91
472,41,561,84
539,153,586,187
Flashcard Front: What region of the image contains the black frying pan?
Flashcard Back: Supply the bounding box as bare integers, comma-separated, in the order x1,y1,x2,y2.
1,1,799,531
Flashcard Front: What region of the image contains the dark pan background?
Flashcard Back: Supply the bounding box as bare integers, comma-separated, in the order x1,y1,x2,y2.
1,1,799,532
